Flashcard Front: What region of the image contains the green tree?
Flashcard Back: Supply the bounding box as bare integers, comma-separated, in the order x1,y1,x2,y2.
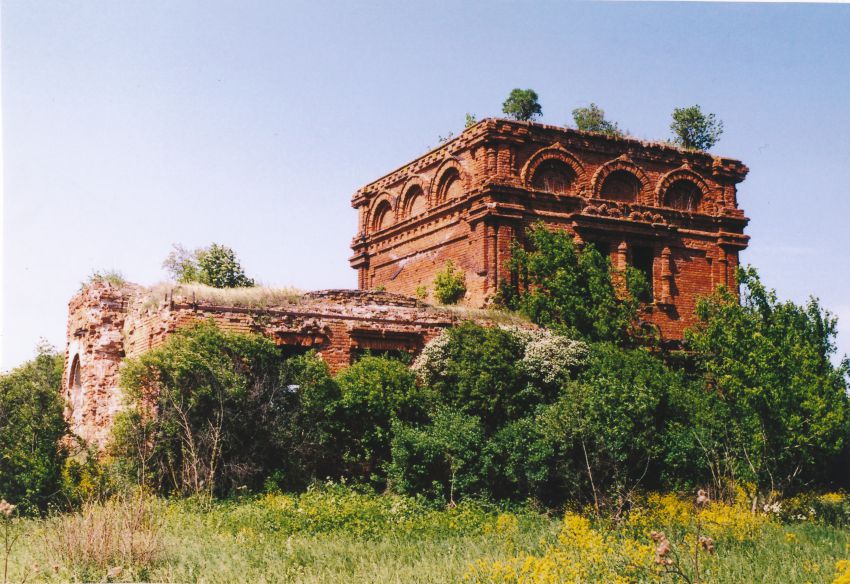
571,103,623,137
502,223,648,344
541,343,683,512
116,321,291,495
685,267,850,494
669,104,724,151
432,260,467,305
389,407,487,503
464,113,478,128
163,243,255,288
334,355,427,482
0,343,68,514
502,88,542,122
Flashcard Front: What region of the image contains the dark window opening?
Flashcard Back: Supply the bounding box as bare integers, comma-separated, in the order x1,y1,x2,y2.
70,355,82,390
631,246,654,301
600,170,641,202
531,160,577,194
584,239,610,258
350,348,414,365
664,179,701,211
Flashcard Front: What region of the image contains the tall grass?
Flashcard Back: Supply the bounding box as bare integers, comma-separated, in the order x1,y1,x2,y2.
4,486,850,583
139,283,304,310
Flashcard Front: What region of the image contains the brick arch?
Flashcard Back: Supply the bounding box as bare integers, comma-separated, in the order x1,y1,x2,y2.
429,158,469,206
521,145,585,192
399,176,429,219
655,167,712,211
591,158,651,204
368,192,396,232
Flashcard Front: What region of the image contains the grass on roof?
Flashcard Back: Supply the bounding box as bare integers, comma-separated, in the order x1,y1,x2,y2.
139,283,304,311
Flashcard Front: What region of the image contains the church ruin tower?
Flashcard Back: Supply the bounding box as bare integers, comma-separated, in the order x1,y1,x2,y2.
350,118,750,341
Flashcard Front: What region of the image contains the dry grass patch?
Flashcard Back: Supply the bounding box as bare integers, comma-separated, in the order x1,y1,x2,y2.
140,282,304,310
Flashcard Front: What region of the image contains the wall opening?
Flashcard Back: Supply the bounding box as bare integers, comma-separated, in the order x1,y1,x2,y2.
531,159,577,194
600,170,641,202
664,179,702,211
631,245,654,301
438,168,464,202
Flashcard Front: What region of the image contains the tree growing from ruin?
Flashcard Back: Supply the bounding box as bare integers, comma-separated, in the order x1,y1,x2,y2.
163,243,255,288
502,88,542,122
571,103,623,137
669,105,724,151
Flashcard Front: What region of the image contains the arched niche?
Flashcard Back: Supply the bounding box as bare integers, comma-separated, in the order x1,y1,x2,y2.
371,199,394,231
531,159,578,194
600,169,642,202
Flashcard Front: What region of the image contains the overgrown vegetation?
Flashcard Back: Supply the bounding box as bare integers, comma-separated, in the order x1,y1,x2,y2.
0,343,68,514
432,260,467,305
163,243,255,288
670,104,725,151
502,88,542,122
572,103,624,137
499,223,649,344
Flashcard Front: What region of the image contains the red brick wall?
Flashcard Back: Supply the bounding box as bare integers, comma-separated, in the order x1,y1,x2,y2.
351,118,749,342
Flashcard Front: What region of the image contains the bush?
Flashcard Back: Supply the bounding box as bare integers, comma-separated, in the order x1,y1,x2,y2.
502,88,542,122
501,223,648,344
433,260,467,304
669,104,724,151
571,103,623,137
0,343,68,514
163,243,255,288
115,321,297,495
334,355,427,483
685,267,850,494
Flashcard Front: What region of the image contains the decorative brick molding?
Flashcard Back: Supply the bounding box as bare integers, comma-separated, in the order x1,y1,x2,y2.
351,118,750,342
62,282,507,446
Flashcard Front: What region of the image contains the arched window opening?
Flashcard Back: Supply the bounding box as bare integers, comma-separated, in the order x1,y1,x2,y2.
438,169,464,202
531,159,577,194
372,201,394,231
664,179,702,211
405,186,427,217
600,170,641,202
70,355,82,391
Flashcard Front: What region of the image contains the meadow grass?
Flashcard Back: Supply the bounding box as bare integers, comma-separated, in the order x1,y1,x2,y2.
4,487,850,583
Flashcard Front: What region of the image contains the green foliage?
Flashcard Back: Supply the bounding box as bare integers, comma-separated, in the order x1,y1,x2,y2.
116,321,294,495
541,343,687,505
464,113,478,128
670,104,724,151
684,267,850,493
334,356,426,482
401,324,589,504
0,344,68,514
415,284,428,301
503,223,648,344
571,103,623,137
389,407,487,502
502,88,542,122
433,260,467,305
163,243,255,288
81,270,126,291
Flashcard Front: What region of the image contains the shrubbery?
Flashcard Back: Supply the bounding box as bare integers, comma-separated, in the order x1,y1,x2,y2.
0,344,68,514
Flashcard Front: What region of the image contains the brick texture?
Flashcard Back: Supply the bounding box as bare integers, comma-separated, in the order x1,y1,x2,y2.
350,118,749,342
63,284,492,445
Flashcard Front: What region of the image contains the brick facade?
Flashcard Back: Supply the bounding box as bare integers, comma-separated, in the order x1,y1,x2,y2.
350,118,749,341
63,283,488,445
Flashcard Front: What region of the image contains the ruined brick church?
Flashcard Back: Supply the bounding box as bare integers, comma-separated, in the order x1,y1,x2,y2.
64,118,749,444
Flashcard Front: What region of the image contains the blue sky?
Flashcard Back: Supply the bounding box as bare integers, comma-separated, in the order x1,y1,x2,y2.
2,1,849,370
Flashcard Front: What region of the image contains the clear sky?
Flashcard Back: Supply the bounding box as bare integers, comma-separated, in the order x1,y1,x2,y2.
2,1,849,370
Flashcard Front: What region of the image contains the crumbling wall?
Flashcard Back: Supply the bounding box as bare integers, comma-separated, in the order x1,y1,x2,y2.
63,281,138,447
64,284,478,446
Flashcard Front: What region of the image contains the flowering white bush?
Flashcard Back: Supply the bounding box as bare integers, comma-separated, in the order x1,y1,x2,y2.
517,328,588,385
413,325,588,386
411,330,453,385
